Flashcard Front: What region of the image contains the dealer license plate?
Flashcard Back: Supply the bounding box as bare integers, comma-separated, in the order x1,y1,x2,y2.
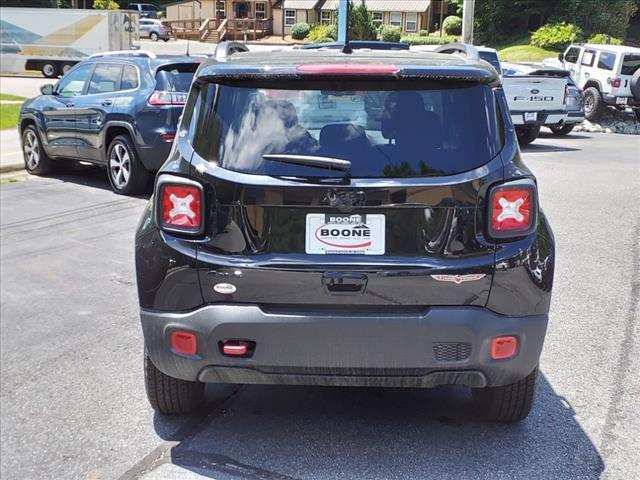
524,112,537,122
305,213,385,255
616,97,628,105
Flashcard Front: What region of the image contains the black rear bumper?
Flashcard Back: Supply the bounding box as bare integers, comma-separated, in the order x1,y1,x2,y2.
142,305,548,388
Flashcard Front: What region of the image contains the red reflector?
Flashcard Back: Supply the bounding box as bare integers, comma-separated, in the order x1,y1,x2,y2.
171,331,197,355
222,341,250,356
491,336,518,360
610,77,621,88
160,183,202,231
297,64,400,75
160,132,176,141
491,188,532,232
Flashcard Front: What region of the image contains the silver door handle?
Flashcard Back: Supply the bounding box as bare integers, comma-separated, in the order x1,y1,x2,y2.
101,100,113,106
65,103,74,107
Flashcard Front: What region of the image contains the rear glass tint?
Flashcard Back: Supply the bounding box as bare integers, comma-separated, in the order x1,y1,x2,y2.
155,64,198,92
479,51,501,72
621,54,640,76
191,82,501,178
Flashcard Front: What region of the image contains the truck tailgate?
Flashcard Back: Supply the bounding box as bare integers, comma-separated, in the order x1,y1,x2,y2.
503,76,567,113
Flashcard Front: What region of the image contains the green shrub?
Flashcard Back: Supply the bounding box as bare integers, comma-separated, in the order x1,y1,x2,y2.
307,24,331,42
290,22,310,40
93,0,119,8
380,25,402,43
587,33,623,45
442,16,462,35
418,30,430,37
531,23,583,51
400,35,458,46
325,24,338,40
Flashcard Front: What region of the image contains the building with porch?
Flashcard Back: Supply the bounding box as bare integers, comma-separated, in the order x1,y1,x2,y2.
272,0,324,36
320,0,445,34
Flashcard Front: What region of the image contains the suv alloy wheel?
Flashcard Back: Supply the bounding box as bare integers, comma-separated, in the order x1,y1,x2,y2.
22,125,54,175
107,135,150,195
583,87,605,121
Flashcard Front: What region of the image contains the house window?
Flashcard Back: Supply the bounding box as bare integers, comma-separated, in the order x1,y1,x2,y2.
372,12,383,27
285,9,296,26
405,12,417,32
255,2,266,20
321,10,332,25
215,0,225,17
390,12,402,27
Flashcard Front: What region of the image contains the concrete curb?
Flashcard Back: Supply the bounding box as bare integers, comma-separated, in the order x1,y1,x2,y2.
0,163,25,174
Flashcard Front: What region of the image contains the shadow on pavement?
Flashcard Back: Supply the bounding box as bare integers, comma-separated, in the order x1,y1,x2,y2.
152,373,604,480
44,163,152,199
520,143,581,153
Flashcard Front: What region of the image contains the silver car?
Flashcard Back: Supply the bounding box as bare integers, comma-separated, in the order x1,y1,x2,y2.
139,19,171,42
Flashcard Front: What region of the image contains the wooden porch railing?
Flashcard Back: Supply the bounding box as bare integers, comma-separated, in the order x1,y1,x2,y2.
225,18,273,40
164,18,203,39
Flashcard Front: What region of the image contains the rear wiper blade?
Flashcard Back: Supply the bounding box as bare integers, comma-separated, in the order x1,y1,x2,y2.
262,154,351,172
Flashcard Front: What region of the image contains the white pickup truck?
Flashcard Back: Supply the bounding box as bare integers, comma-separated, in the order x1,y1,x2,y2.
476,48,575,145
436,44,574,145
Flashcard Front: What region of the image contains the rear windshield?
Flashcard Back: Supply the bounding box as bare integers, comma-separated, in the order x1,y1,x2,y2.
155,64,198,92
191,82,501,178
621,54,640,76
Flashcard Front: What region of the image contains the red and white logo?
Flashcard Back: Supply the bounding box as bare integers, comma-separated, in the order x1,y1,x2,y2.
430,274,486,285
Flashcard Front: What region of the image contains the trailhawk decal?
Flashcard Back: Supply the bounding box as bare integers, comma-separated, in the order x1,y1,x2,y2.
430,274,487,285
305,213,385,255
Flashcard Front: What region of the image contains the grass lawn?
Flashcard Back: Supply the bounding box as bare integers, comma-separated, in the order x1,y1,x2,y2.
498,44,559,62
0,93,25,130
0,93,26,102
487,35,559,63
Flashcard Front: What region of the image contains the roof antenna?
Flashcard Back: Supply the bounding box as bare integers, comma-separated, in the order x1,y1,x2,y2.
338,0,352,54
186,39,190,57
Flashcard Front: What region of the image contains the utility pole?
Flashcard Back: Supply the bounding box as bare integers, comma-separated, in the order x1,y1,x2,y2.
462,0,475,44
338,0,348,43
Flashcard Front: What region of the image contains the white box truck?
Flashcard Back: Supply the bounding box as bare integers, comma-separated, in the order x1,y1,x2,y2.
0,7,139,78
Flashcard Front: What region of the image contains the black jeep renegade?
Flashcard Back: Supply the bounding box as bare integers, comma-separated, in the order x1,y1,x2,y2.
135,47,555,422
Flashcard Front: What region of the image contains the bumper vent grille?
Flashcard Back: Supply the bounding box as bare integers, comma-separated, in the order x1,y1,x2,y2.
433,343,471,362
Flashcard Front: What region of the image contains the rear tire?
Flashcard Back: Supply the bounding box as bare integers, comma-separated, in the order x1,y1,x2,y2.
584,87,605,121
549,124,575,136
473,366,538,423
61,63,74,76
22,125,55,175
144,352,205,415
106,134,151,195
515,124,541,146
634,109,640,123
42,62,59,78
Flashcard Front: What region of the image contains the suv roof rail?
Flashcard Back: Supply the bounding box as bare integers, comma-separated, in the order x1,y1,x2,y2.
89,50,157,59
434,43,480,61
214,41,250,61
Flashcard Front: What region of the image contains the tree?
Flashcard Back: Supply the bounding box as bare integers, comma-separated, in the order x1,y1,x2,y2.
349,1,377,41
93,0,119,9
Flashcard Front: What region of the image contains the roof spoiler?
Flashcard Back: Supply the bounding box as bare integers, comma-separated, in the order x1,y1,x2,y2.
214,42,250,62
434,43,480,61
527,68,572,78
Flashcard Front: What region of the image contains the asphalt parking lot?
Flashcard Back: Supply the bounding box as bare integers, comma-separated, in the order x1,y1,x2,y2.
1,131,639,480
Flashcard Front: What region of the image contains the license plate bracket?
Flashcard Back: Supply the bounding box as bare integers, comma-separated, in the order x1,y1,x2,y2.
305,213,385,255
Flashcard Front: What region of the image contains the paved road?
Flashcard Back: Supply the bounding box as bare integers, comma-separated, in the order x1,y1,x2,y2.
1,132,639,480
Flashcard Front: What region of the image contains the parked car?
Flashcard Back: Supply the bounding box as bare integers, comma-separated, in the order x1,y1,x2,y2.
124,2,160,19
139,18,172,42
550,43,640,121
19,51,200,194
136,44,555,423
437,44,572,145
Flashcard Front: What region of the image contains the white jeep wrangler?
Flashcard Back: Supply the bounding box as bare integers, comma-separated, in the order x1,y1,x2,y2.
552,44,640,121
